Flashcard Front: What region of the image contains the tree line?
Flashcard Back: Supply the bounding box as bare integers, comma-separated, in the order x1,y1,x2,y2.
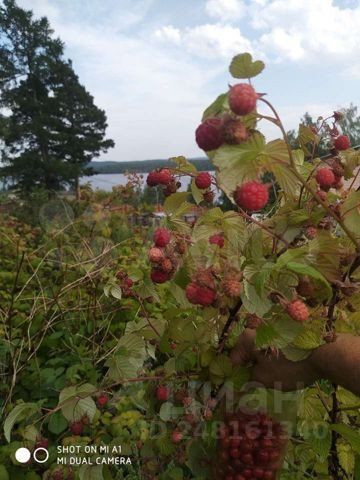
0,0,114,197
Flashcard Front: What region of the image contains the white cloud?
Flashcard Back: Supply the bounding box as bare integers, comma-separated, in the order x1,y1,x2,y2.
155,23,254,59
205,0,246,22
250,0,360,63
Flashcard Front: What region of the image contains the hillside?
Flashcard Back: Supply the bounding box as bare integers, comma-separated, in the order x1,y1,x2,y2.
89,157,211,174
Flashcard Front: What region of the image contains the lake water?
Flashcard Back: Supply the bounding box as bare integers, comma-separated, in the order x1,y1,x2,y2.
81,173,199,193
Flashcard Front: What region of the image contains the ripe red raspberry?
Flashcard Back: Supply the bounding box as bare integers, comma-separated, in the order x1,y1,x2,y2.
148,247,164,263
186,282,216,307
195,117,223,151
315,167,335,188
195,172,212,189
203,190,215,203
70,421,83,435
334,135,350,151
146,170,160,186
229,83,258,116
286,299,309,322
171,430,183,444
305,226,317,239
97,394,109,408
223,278,242,298
209,233,225,248
157,168,173,185
153,227,171,247
156,385,170,402
234,181,269,212
150,268,170,284
222,117,249,144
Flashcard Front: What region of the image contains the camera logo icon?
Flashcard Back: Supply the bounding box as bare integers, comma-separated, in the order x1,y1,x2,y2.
15,447,49,464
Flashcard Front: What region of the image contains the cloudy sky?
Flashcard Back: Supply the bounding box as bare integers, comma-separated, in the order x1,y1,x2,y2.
16,0,360,161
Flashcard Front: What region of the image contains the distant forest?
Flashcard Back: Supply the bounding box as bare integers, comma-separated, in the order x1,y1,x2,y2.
89,158,212,174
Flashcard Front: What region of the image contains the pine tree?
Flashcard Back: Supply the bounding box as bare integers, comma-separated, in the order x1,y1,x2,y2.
0,0,114,195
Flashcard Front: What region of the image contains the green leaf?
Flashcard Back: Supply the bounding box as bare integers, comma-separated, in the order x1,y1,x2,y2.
202,93,228,121
332,425,360,453
213,133,266,198
229,53,265,79
286,261,332,298
263,139,300,198
304,422,331,460
159,402,184,422
4,403,39,442
187,440,211,478
341,190,360,238
255,323,277,347
78,465,103,480
191,179,204,205
48,412,68,434
58,383,97,422
292,330,323,350
209,355,233,379
106,356,140,382
164,192,189,215
225,366,250,392
338,442,355,475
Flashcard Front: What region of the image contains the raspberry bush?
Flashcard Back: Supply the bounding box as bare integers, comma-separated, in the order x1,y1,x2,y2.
2,52,360,480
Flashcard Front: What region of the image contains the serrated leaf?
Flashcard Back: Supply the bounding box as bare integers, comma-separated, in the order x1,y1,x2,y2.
263,139,300,198
338,442,355,475
4,403,39,442
48,412,68,434
170,155,197,174
59,384,97,422
286,261,332,299
229,53,265,79
225,366,250,392
213,133,266,198
209,355,233,379
191,179,204,205
305,422,331,460
255,323,277,347
78,465,103,480
341,190,360,238
202,93,229,121
106,355,139,381
332,425,360,453
159,402,183,422
292,330,323,350
187,440,212,477
164,192,189,215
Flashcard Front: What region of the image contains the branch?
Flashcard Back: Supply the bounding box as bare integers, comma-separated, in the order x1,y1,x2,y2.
218,298,243,352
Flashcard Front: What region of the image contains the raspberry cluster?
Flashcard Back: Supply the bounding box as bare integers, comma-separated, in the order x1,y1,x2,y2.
149,228,187,283
146,168,181,197
234,181,269,212
214,411,286,480
315,160,345,191
116,270,134,297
